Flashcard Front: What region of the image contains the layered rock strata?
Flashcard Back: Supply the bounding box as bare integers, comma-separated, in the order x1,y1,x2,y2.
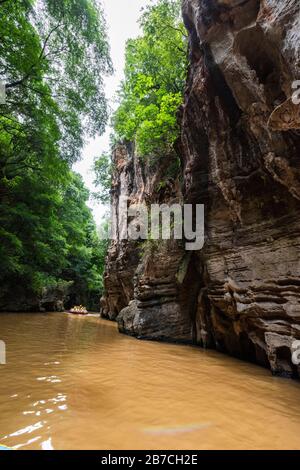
102,0,300,378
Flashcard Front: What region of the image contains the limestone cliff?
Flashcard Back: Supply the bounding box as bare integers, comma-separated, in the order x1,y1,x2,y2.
102,0,300,378
101,142,193,342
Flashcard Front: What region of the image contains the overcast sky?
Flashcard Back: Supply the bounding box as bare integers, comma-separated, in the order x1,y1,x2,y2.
73,0,146,224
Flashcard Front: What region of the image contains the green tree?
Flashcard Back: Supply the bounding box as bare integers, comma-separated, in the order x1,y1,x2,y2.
60,173,109,310
0,0,112,311
93,152,113,204
1,0,112,171
113,0,187,157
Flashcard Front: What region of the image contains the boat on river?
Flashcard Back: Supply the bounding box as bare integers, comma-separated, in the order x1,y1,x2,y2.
67,306,88,316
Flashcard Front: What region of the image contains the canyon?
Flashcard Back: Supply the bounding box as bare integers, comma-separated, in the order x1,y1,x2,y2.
101,0,300,379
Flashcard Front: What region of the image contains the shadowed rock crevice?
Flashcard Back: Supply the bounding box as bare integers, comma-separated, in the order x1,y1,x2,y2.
203,43,242,125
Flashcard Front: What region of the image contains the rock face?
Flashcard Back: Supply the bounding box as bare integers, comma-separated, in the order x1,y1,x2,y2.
101,142,194,342
103,0,300,378
0,285,68,312
101,143,141,322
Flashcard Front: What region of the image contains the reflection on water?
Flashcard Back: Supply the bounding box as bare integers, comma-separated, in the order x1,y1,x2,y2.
0,313,300,450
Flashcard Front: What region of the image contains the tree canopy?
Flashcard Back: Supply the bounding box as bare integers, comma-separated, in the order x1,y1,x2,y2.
1,0,188,311
112,0,187,157
0,0,111,310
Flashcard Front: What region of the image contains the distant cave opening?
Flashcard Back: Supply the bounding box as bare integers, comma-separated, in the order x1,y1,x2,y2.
41,302,57,312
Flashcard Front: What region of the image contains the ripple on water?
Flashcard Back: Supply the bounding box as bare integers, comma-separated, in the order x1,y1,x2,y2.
0,312,300,450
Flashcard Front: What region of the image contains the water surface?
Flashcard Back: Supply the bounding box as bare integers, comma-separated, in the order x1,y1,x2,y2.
0,313,299,450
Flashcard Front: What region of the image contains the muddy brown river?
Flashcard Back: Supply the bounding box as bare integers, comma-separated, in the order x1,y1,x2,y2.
0,313,300,450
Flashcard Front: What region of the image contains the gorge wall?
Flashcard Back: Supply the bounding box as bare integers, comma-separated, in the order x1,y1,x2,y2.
102,0,300,378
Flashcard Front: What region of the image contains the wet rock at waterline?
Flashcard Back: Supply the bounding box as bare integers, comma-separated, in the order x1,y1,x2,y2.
102,0,300,378
0,285,68,313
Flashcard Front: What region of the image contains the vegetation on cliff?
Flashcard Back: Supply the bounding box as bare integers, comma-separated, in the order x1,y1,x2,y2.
94,0,188,206
0,0,111,310
112,0,187,157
